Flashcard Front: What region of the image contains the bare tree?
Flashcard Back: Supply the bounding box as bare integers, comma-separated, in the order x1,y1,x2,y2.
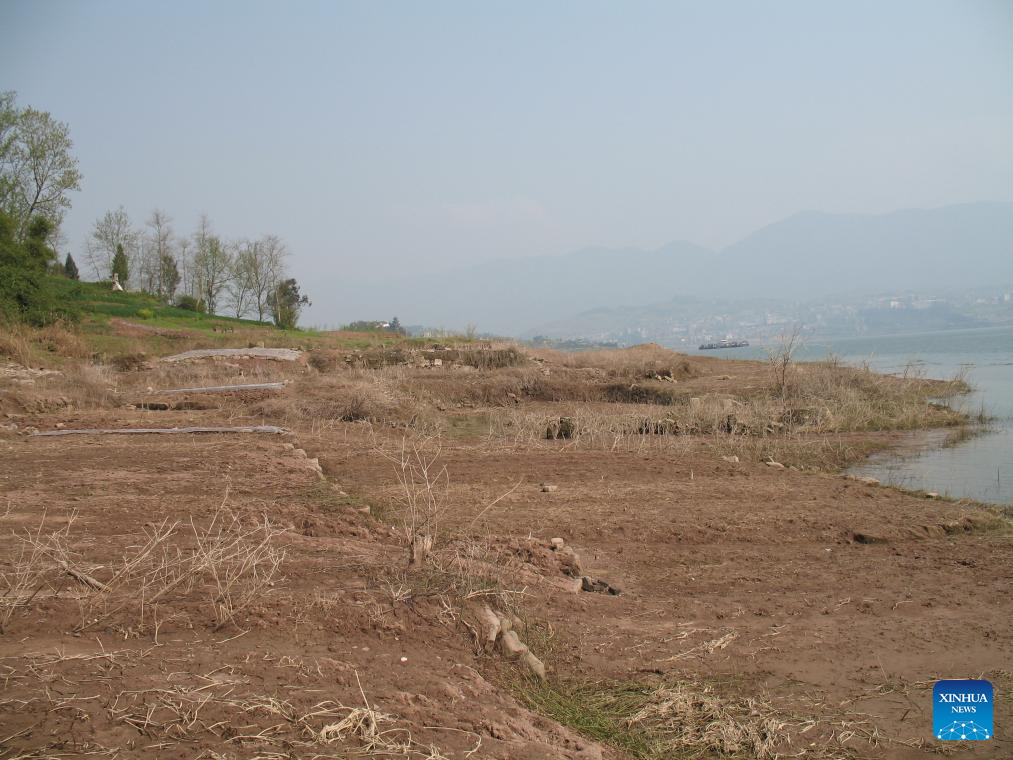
767,325,802,400
146,210,178,300
249,234,287,322
176,237,195,299
86,206,138,280
227,239,257,318
191,214,232,314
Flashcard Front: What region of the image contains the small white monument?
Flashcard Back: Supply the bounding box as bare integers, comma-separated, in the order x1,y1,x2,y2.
111,273,124,292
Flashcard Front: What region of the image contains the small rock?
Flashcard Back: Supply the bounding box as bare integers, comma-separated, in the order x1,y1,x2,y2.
520,650,546,680
550,538,565,549
478,606,501,649
766,460,785,469
581,576,622,595
541,484,558,493
500,630,528,658
55,423,65,429
925,492,940,499
721,455,739,463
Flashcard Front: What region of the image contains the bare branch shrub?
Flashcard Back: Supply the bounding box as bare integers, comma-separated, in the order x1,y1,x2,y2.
380,437,448,568
767,326,802,400
0,512,73,634
189,505,286,631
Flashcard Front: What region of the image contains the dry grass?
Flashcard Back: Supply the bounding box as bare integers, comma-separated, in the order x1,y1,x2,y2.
514,675,791,759
0,322,87,367
534,343,700,381
0,511,71,634
1,495,285,637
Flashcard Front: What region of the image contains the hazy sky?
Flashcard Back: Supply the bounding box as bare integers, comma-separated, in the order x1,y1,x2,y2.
3,0,1012,309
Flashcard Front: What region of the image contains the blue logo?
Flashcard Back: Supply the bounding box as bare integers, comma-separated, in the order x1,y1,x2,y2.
933,680,992,741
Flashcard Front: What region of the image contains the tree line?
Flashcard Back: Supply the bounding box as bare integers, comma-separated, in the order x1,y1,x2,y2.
86,207,308,327
1,90,309,328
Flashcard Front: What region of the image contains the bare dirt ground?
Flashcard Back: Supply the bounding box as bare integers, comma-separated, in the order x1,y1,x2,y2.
1,346,1010,759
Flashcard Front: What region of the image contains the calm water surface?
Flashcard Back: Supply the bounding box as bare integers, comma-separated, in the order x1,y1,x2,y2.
685,325,1013,505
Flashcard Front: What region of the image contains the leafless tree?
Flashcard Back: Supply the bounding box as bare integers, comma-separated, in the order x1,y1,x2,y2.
85,206,139,280
135,209,178,299
767,325,802,400
249,234,287,322
226,239,257,318
191,213,232,315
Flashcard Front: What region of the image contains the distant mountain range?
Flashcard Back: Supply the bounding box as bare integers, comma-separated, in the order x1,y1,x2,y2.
325,202,1013,336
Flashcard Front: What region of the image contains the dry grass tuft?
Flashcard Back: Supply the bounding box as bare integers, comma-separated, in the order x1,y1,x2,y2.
515,675,791,759
3,494,285,636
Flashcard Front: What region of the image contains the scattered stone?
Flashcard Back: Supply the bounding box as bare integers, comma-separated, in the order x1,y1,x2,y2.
478,606,501,650
500,629,528,658
520,650,546,680
161,347,302,363
852,531,888,545
556,547,583,577
580,576,622,595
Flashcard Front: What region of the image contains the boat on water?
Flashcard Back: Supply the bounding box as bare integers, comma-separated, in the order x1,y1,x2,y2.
698,339,750,350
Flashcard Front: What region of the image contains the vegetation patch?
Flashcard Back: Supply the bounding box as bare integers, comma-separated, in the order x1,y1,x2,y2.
513,675,789,759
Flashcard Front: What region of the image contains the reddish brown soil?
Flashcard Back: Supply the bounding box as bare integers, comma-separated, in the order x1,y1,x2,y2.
1,356,1010,759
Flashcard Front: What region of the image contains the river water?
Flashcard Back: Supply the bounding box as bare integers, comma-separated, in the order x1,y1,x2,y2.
685,325,1013,505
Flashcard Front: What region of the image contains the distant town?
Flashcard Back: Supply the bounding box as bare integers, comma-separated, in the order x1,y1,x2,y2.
522,285,1013,348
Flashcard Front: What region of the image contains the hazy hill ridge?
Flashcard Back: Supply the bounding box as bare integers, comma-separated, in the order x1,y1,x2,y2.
330,202,1013,335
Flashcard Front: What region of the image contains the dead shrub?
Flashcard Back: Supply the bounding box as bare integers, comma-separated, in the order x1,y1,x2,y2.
110,352,149,372
0,326,33,366
307,351,336,372
379,437,448,567
341,391,373,421
604,383,683,406
49,363,118,408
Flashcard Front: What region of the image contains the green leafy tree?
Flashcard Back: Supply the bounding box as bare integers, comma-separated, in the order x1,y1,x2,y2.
390,316,404,335
112,243,129,285
23,216,56,268
0,92,82,240
64,252,79,280
271,278,310,329
0,211,64,325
